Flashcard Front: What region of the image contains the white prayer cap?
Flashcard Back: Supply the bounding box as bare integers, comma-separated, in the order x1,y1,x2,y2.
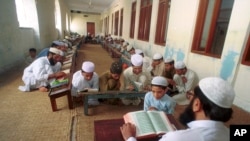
131,54,143,66
82,61,95,73
135,49,143,54
126,45,133,52
174,61,186,69
199,77,235,108
151,76,168,87
153,53,163,60
49,48,60,55
164,58,174,64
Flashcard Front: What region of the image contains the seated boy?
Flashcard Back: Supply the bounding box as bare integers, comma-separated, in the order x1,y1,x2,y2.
25,48,37,65
144,76,176,114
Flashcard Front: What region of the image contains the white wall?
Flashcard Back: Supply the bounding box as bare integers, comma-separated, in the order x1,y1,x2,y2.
0,0,35,73
0,0,71,74
99,0,250,112
71,13,101,36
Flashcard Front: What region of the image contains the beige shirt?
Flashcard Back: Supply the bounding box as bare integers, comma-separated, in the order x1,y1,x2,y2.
99,71,122,91
121,67,151,91
151,61,165,77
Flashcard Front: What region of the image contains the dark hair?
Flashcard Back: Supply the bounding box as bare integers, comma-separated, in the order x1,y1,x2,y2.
29,48,36,52
194,86,233,122
110,62,122,74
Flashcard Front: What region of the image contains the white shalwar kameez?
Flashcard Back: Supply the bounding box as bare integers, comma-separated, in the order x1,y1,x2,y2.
18,57,54,91
71,70,99,105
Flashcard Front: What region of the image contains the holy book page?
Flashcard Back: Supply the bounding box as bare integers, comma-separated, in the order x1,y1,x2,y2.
123,110,175,139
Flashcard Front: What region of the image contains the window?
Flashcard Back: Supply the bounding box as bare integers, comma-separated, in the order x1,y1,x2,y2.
138,0,152,41
55,0,62,31
155,0,170,46
191,0,234,58
111,13,114,35
119,8,123,36
104,16,109,35
130,2,136,38
114,11,119,35
242,33,250,66
15,0,38,28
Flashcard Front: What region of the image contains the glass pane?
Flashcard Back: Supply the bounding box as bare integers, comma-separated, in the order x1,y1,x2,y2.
210,0,234,55
199,0,216,49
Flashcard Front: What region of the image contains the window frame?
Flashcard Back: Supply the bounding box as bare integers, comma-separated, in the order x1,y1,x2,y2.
130,2,136,38
191,0,234,58
114,11,119,36
155,0,170,46
119,8,123,36
242,33,250,66
138,0,152,41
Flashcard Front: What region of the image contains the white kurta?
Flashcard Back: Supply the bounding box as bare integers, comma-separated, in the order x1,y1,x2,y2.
126,120,229,141
172,69,199,105
121,67,151,105
19,57,54,91
143,56,152,72
71,70,99,105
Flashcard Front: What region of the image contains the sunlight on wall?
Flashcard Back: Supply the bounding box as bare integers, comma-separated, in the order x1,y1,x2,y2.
55,0,62,36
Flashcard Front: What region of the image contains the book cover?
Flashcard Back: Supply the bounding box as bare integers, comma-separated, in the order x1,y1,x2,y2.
50,78,69,88
123,110,175,139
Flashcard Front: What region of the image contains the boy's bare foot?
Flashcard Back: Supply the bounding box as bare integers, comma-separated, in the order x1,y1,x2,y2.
39,87,48,92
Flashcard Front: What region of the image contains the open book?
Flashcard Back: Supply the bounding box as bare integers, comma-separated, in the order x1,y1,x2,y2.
123,110,175,139
50,78,69,88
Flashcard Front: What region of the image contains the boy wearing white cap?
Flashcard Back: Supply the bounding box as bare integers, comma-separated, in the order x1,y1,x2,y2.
71,61,99,105
164,58,177,95
125,45,135,59
150,53,166,77
135,49,152,72
19,48,66,92
144,76,176,114
121,54,152,105
172,61,199,105
120,77,235,141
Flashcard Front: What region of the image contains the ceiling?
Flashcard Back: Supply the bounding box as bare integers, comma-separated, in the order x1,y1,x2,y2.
64,0,115,15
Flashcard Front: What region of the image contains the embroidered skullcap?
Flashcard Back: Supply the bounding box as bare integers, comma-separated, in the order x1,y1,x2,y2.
135,49,143,54
131,54,143,66
164,58,174,64
199,77,235,108
151,76,168,87
126,45,133,52
153,53,163,60
82,61,95,73
110,62,123,74
174,61,186,69
49,48,60,55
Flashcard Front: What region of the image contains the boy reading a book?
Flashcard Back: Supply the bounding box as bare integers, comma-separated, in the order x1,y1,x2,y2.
120,54,151,106
144,76,176,114
71,61,99,105
120,77,235,141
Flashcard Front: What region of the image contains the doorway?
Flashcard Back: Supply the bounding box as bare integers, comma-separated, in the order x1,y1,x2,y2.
87,22,95,37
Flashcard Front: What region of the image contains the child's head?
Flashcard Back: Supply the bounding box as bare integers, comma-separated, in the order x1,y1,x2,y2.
151,76,168,100
29,48,37,58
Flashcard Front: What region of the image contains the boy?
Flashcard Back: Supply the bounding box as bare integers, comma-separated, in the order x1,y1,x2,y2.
71,61,99,105
144,76,176,114
25,48,37,65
